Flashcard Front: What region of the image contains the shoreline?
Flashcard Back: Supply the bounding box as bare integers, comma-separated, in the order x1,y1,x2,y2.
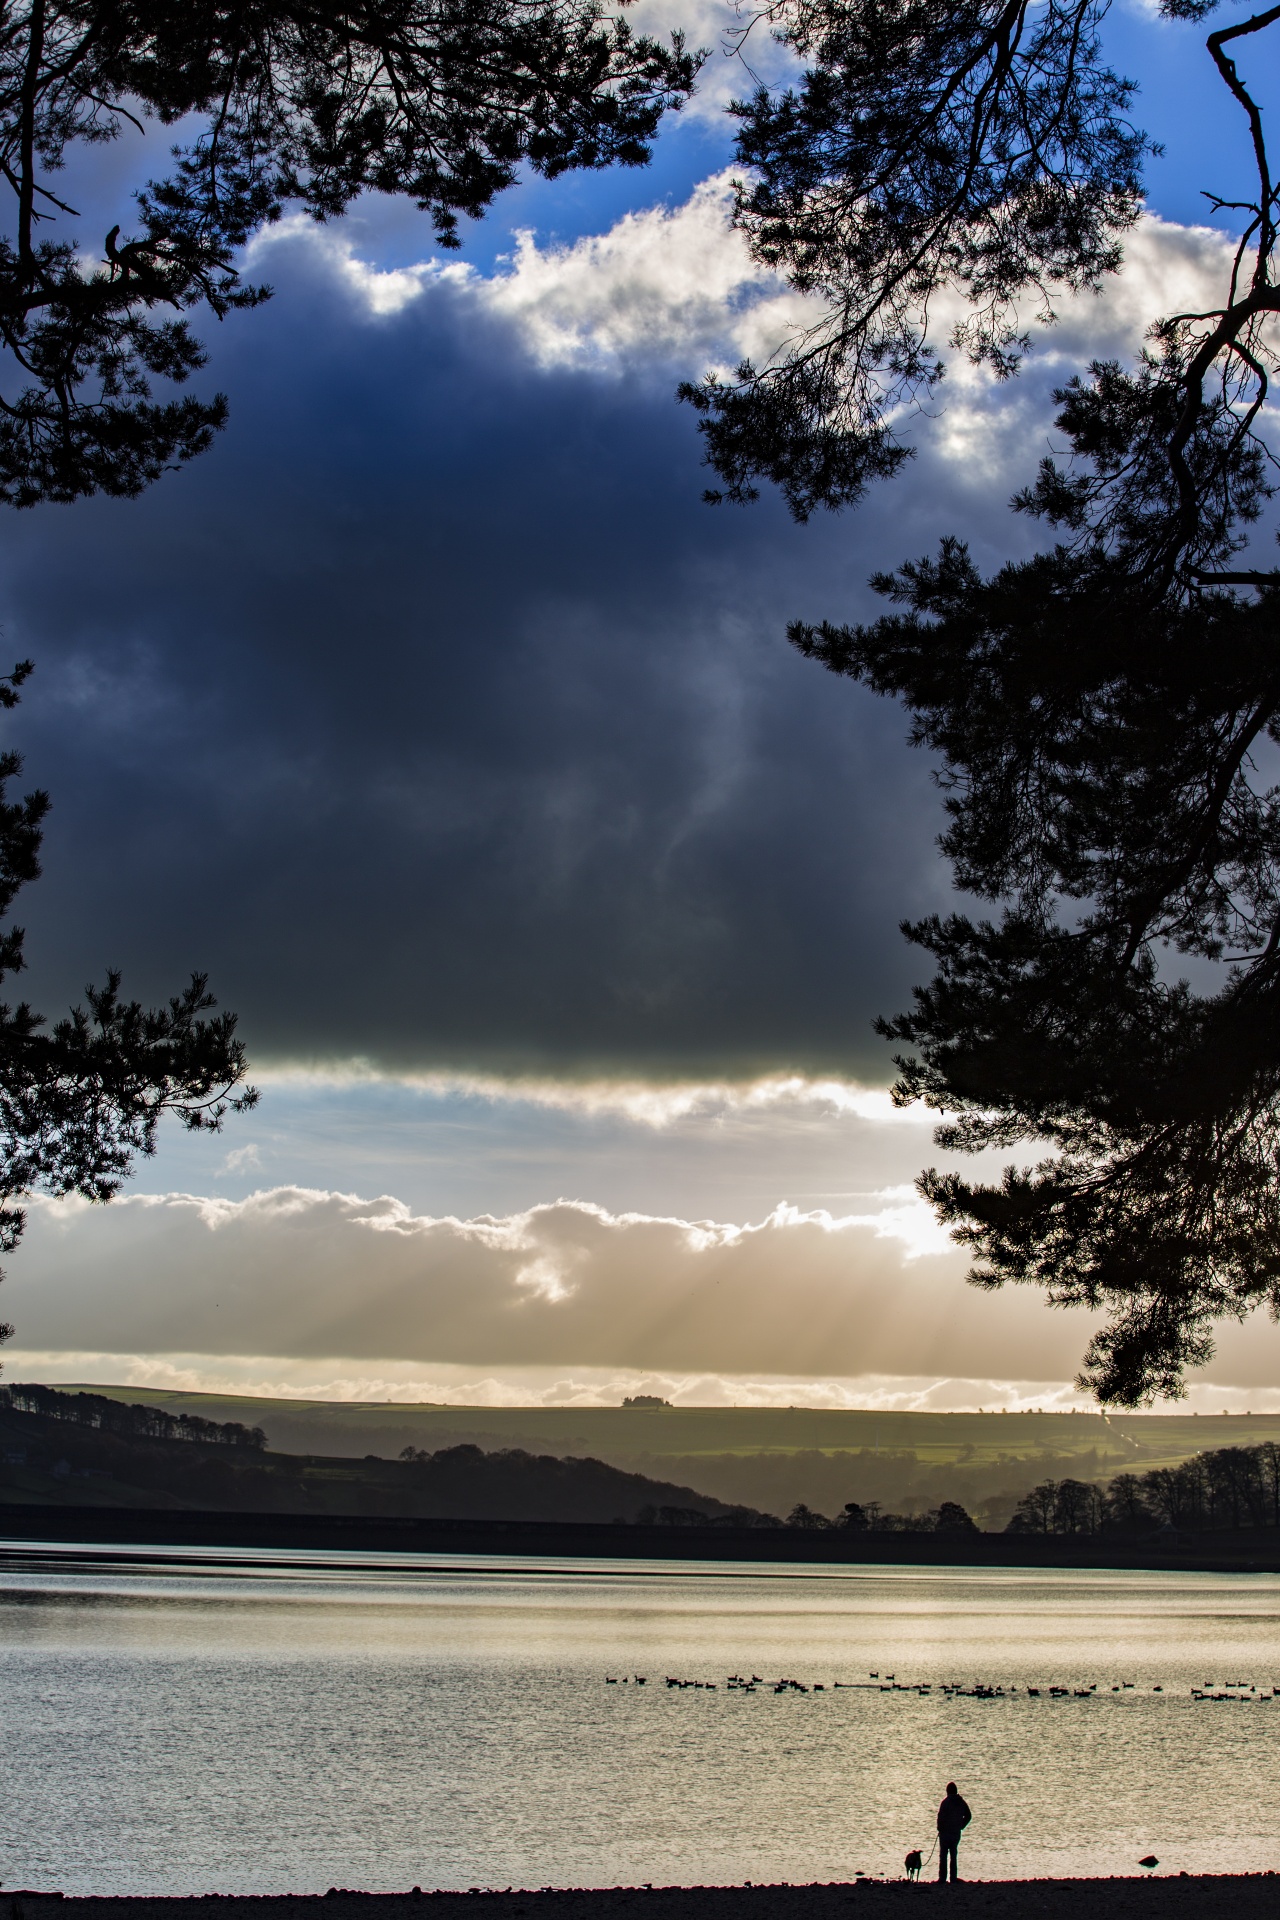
7,1882,1280,1918
2,1504,1280,1572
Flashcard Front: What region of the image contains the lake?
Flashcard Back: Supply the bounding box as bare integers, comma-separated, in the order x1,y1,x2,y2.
0,1543,1277,1893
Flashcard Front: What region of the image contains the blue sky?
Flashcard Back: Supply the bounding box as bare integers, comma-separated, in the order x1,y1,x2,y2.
4,0,1280,1413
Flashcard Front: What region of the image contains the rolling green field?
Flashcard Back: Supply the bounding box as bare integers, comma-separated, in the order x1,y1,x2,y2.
55,1386,1280,1465
50,1387,1280,1525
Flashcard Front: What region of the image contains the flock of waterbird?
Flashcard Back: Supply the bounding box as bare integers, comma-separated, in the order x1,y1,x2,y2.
599,1666,1255,1884
603,1670,1278,1700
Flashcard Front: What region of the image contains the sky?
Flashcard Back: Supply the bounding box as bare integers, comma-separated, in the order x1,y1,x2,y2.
3,0,1280,1415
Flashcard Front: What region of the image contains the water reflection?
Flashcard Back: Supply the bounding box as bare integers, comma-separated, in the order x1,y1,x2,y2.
0,1544,1276,1892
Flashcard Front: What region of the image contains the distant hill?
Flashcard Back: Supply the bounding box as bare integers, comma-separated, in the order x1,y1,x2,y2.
47,1386,1280,1527
0,1386,775,1524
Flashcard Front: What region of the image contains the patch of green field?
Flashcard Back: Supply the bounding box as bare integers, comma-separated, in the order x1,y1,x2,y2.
54,1386,1280,1476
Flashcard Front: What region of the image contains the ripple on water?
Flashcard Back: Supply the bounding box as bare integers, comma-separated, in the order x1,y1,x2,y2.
0,1548,1276,1892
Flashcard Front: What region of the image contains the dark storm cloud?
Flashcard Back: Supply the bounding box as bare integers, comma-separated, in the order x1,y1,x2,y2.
0,218,1038,1081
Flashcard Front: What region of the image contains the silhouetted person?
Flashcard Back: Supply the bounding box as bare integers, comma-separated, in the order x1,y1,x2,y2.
936,1782,971,1882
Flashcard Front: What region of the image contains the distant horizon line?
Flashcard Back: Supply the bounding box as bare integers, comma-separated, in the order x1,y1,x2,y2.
19,1382,1280,1422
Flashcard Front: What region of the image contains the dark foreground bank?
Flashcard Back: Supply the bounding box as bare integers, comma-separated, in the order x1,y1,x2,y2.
6,1883,1280,1920
3,1504,1280,1571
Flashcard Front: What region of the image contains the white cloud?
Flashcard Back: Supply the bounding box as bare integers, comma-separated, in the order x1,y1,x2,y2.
219,1143,263,1175
950,213,1237,364
904,214,1241,478
252,188,1239,398
245,217,466,315
249,173,810,373
10,1172,1280,1406
0,1350,1106,1410
243,199,1265,539
4,1182,1111,1379
624,0,802,117
1050,214,1236,356
478,172,808,370
252,1063,927,1129
9,1349,1280,1414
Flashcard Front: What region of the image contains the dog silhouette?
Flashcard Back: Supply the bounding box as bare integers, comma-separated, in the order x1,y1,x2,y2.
904,1851,923,1881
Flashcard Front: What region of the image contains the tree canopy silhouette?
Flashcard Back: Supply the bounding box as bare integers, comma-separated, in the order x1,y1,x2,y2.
685,0,1280,1404
0,0,699,506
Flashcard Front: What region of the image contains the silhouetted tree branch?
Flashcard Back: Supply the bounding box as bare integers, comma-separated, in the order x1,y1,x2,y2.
0,0,700,505
717,2,1280,1403
681,0,1153,519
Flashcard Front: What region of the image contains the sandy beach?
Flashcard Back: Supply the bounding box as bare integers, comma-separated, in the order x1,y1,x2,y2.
7,1882,1279,1920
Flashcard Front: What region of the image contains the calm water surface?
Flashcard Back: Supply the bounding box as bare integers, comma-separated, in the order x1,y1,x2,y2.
0,1543,1278,1892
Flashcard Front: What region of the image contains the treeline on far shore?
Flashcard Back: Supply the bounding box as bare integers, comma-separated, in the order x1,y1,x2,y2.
1006,1444,1280,1535
782,1499,982,1534
779,1443,1280,1536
